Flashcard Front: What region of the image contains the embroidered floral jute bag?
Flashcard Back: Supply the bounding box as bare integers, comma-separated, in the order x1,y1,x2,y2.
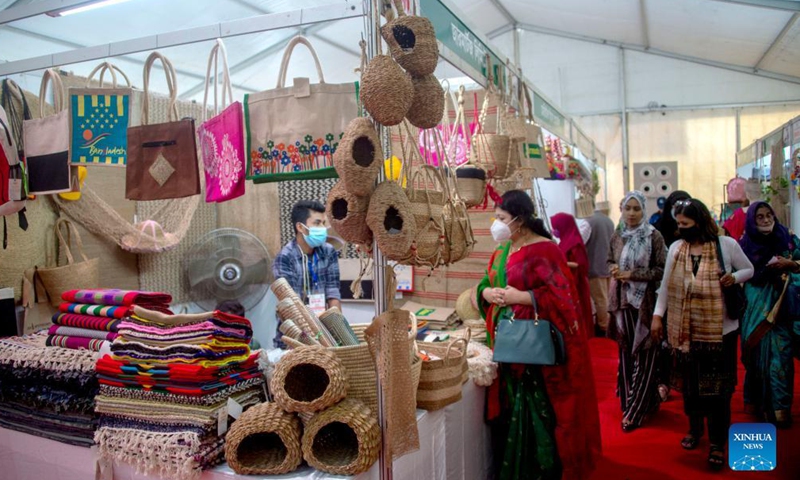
125,52,200,201
244,36,358,183
199,39,245,203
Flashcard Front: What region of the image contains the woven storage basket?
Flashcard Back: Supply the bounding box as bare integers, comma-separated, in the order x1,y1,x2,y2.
455,287,480,321
380,0,438,77
319,307,359,347
301,398,381,475
37,218,100,307
333,117,382,197
441,198,474,265
328,324,378,414
224,402,303,475
416,338,468,410
455,166,486,207
406,74,445,130
366,181,417,262
270,346,348,413
471,133,513,180
400,165,447,268
326,180,373,246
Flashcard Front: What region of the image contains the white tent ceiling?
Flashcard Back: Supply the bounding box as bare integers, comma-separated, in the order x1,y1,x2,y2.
1,0,799,100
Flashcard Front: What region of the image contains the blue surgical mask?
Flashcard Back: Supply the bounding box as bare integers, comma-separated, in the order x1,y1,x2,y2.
302,225,328,248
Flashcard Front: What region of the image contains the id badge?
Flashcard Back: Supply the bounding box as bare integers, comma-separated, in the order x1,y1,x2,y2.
308,292,326,316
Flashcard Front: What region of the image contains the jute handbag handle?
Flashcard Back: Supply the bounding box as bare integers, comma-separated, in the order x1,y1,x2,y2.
202,38,234,120
38,68,67,118
276,36,326,88
85,62,132,89
54,218,90,266
142,51,179,125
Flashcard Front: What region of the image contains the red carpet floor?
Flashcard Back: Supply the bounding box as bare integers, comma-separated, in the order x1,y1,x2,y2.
587,337,800,480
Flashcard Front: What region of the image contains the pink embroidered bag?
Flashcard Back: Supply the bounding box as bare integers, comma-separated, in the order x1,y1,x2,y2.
198,39,245,203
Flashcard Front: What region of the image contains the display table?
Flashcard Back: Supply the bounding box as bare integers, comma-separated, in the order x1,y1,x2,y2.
0,382,490,480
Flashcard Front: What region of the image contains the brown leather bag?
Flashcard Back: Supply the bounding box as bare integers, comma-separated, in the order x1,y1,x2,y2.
126,52,200,201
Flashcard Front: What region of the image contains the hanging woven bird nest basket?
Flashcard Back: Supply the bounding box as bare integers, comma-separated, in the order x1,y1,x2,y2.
301,398,382,475
360,52,413,127
405,74,445,130
366,181,417,262
225,402,303,475
326,180,373,246
334,117,383,197
380,0,439,77
270,346,348,413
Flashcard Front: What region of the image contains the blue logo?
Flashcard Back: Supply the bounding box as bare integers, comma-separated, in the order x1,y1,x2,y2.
729,423,777,471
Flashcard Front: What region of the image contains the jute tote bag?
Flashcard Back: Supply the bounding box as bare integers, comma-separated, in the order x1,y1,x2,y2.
244,35,358,183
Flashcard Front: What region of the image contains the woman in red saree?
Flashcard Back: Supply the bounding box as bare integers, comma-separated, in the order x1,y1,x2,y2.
551,213,594,338
478,191,602,480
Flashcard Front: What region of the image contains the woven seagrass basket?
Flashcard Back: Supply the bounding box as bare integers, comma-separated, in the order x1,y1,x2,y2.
361,54,413,127
301,398,381,475
326,180,373,246
416,338,468,410
366,181,417,262
224,402,303,475
441,197,474,265
400,165,448,268
380,0,438,76
455,166,486,207
471,133,513,180
455,288,480,321
405,74,444,130
333,117,383,197
270,346,348,413
328,323,378,414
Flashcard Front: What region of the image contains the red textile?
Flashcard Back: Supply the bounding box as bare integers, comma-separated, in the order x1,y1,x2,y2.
551,213,594,338
723,206,747,241
486,241,603,480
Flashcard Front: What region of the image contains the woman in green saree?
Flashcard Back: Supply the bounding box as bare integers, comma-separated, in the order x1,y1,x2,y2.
477,190,602,480
739,201,800,428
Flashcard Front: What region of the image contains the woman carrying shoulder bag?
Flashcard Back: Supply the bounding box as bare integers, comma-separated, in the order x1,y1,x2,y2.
652,199,753,470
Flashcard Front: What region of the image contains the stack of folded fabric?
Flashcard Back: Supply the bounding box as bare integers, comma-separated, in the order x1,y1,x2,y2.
48,289,173,352
94,307,266,480
0,332,99,446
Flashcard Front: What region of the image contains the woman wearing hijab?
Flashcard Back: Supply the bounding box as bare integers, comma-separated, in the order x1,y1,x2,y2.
655,190,691,247
739,201,800,428
652,199,753,470
478,190,602,480
607,191,666,432
551,213,594,338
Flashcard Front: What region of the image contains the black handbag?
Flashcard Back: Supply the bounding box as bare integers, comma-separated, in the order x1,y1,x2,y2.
492,290,566,366
715,237,746,320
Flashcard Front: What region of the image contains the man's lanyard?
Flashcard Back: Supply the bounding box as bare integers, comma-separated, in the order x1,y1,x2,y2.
301,250,319,297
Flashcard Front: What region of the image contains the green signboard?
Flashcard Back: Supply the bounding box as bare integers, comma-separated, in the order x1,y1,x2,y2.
420,0,504,85
533,91,566,139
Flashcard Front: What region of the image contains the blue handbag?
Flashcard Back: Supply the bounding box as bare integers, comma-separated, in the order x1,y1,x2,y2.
491,290,566,366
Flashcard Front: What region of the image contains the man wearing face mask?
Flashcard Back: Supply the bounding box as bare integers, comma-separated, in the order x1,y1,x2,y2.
272,200,341,347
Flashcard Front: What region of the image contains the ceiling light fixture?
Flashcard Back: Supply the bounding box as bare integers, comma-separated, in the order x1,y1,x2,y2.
47,0,133,18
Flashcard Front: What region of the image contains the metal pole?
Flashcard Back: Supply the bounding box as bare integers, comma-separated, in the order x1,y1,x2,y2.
735,108,742,153
513,27,521,68
367,1,392,479
619,48,630,193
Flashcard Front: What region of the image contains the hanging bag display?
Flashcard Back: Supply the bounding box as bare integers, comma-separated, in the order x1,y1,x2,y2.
36,218,101,308
245,35,358,183
23,69,72,195
518,83,549,179
0,108,25,215
380,0,438,77
468,63,514,181
1,79,32,199
492,290,566,366
199,39,245,203
69,62,132,166
126,52,200,201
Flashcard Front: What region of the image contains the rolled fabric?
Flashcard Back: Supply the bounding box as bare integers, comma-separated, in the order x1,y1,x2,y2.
52,313,121,332
46,334,108,352
48,325,118,341
61,289,172,307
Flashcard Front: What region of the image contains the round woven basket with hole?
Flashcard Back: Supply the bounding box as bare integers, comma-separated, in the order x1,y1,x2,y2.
326,180,373,246
333,117,383,197
224,402,303,475
366,181,417,262
301,398,381,475
270,346,348,413
406,74,444,130
361,55,413,127
455,166,487,207
380,0,438,76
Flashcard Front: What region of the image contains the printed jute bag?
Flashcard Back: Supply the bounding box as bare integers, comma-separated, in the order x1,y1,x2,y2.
126,52,200,201
245,35,358,183
69,62,132,166
23,69,72,195
199,39,245,203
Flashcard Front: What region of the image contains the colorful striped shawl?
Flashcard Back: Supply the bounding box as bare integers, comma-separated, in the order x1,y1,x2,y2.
48,325,118,341
52,313,121,332
46,334,108,352
61,289,172,307
60,303,132,319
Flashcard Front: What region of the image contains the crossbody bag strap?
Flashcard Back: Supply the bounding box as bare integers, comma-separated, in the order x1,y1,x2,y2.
527,290,539,320
714,237,727,275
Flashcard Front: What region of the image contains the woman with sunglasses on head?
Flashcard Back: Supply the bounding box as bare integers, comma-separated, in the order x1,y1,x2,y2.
477,190,602,480
607,191,666,432
739,201,800,428
653,198,753,470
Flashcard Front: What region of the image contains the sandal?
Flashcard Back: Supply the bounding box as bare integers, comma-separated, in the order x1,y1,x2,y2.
681,434,701,450
621,420,638,433
708,445,725,471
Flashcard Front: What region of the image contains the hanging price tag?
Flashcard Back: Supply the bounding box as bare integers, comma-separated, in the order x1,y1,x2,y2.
217,405,229,436
226,397,243,420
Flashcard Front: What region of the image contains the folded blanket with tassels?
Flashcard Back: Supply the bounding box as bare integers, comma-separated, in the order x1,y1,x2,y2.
98,376,264,406
48,325,118,341
96,353,258,381
129,307,253,336
62,289,172,307
117,319,251,346
110,340,250,367
53,313,121,331
46,335,108,352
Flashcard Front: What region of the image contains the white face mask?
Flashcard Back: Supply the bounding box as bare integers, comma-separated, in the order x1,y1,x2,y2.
490,217,517,242
757,222,775,234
